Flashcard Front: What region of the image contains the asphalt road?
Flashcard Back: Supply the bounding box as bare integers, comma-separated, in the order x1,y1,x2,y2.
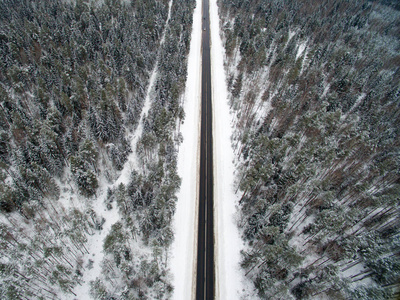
196,0,214,298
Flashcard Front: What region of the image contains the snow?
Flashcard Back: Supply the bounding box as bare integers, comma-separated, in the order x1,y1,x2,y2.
322,83,331,98
296,42,307,60
70,1,174,298
171,0,252,297
116,0,173,185
288,29,296,43
210,0,249,298
343,93,366,119
114,69,157,185
170,0,201,298
71,183,120,298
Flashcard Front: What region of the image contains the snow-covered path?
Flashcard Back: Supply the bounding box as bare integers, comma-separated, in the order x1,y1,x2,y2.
210,0,247,298
170,0,202,298
116,0,174,184
71,1,173,298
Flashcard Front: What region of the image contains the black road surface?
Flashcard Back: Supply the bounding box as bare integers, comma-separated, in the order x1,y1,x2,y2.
196,0,214,299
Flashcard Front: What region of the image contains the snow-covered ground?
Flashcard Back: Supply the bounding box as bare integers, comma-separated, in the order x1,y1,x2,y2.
209,0,248,298
70,1,174,298
115,0,173,184
170,0,202,298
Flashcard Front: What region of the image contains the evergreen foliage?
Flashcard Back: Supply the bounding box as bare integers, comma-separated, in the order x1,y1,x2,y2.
0,0,194,298
219,0,400,298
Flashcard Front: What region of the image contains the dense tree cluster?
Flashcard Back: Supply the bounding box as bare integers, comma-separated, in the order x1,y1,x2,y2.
0,0,194,298
96,0,195,296
0,0,168,208
218,0,400,298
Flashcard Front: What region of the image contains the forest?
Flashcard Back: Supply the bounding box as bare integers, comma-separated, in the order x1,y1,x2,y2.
0,0,194,298
218,0,400,299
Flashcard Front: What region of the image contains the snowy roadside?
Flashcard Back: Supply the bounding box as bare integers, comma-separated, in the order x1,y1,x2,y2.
209,0,251,299
170,0,202,298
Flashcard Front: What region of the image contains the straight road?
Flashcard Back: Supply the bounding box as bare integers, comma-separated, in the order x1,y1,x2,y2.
196,0,214,298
